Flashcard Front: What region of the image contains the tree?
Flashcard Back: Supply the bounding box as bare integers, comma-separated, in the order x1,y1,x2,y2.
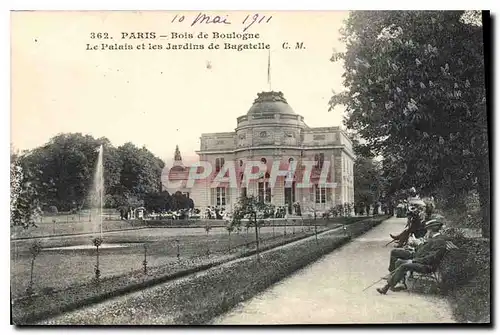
117,143,165,198
144,191,171,212
17,134,122,211
14,134,165,212
349,136,384,208
231,196,273,260
354,156,382,206
330,11,489,237
11,153,42,228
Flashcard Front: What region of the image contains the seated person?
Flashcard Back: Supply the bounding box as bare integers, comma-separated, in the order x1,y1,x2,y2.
378,235,453,294
389,205,427,247
388,220,444,272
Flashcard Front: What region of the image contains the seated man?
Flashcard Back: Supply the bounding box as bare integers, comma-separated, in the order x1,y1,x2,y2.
388,220,443,272
379,221,450,294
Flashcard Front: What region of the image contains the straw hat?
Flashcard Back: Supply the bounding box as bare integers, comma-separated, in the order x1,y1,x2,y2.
409,198,426,207
425,219,444,230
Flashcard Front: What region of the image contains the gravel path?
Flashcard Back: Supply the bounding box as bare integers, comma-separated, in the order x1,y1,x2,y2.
214,217,455,324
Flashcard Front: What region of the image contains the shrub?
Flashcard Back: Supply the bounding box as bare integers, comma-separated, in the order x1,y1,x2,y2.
439,236,490,322
48,206,58,214
451,271,490,322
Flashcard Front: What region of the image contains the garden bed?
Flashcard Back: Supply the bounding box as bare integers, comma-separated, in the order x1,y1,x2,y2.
28,216,387,325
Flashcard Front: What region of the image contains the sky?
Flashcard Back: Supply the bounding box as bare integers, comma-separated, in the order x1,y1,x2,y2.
11,11,349,167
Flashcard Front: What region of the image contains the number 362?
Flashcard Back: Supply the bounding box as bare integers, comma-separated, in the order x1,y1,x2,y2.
90,32,110,39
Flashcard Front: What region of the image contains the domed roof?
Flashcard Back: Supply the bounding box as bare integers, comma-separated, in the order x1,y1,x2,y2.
168,165,189,181
247,91,296,115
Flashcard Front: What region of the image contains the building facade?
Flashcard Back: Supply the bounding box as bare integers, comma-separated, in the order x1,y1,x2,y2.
165,91,355,214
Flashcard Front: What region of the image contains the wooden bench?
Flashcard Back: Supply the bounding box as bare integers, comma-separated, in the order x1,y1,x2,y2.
402,241,458,291
407,268,442,288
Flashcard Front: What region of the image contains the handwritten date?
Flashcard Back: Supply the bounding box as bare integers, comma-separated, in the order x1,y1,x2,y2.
171,12,272,32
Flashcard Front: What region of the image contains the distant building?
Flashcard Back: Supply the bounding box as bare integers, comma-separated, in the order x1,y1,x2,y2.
164,91,355,214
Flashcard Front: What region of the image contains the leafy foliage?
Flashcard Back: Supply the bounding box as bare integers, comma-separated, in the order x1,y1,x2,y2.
231,196,272,228
331,11,489,237
231,196,275,257
14,133,165,213
350,136,384,206
117,143,164,196
11,152,42,228
143,191,194,212
439,235,490,322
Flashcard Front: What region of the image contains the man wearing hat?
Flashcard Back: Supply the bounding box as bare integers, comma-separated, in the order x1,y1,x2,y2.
387,219,444,272
378,220,452,294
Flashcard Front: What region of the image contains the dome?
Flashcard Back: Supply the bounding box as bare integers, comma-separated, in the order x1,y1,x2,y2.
168,165,189,181
246,91,296,115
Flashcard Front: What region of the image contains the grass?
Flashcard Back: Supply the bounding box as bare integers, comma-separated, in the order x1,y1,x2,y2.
33,216,387,325
11,216,364,299
12,216,371,324
11,216,354,239
11,225,328,298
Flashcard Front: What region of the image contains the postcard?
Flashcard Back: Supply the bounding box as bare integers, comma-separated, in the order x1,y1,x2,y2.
10,10,490,325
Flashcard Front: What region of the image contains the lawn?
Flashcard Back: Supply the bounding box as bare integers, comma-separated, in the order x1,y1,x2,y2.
11,221,345,299
33,216,388,325
11,216,370,324
10,215,350,239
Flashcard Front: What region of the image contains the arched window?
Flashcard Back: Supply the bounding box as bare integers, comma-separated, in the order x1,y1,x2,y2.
260,157,267,164
239,160,243,167
288,157,294,163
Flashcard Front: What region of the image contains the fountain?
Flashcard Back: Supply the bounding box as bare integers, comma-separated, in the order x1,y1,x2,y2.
44,145,138,251
91,144,104,237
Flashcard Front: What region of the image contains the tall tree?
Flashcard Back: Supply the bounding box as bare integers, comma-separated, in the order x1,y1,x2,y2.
18,133,122,211
117,143,164,198
15,134,164,212
330,11,489,237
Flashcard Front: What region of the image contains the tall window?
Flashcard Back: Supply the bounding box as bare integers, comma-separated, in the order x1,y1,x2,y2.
213,187,226,206
258,181,271,203
315,185,327,204
215,157,225,173
265,182,271,202
314,153,325,169
241,187,247,198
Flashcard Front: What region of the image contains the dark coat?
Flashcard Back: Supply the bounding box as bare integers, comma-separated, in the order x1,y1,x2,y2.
413,236,448,268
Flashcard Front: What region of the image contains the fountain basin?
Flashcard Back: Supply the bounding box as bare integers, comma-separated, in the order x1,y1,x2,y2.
43,243,140,251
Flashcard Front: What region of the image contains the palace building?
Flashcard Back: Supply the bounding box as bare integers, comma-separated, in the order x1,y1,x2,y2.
164,91,355,214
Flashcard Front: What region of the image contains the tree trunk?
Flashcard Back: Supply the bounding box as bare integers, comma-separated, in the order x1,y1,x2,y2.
477,166,490,238
30,258,35,285
254,212,260,261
